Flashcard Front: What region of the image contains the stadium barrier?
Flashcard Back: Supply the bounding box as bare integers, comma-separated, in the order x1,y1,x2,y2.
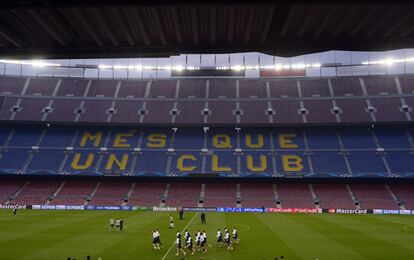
2,205,414,215
268,208,321,213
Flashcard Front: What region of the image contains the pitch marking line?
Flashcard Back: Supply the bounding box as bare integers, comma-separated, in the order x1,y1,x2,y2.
237,223,250,232
161,212,199,260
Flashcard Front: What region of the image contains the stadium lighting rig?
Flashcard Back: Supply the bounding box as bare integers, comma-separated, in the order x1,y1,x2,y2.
1,56,414,72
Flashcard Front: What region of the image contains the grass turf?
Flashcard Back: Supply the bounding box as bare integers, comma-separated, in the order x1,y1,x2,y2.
0,210,414,259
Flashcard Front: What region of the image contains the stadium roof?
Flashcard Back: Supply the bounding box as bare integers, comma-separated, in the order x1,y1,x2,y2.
0,0,414,59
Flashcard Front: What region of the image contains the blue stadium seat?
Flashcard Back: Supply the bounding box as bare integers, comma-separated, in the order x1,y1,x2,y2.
311,152,347,176
306,129,340,149
0,148,29,171
134,151,168,175
347,151,387,177
174,128,204,149
0,127,11,146
386,151,414,176
340,128,376,149
8,127,43,147
40,128,77,147
27,150,65,171
375,127,410,149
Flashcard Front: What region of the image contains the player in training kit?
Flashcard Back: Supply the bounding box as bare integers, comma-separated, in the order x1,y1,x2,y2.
232,227,239,243
225,231,233,251
184,230,190,248
155,229,163,247
115,218,120,231
175,236,186,256
200,230,207,253
109,218,114,231
152,230,160,250
217,229,224,246
195,230,201,251
186,234,195,255
168,214,175,229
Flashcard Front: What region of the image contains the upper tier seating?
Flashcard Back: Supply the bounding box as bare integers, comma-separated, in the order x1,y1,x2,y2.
0,75,413,125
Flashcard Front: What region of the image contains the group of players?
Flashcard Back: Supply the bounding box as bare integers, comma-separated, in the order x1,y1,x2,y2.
152,227,239,257
109,217,124,231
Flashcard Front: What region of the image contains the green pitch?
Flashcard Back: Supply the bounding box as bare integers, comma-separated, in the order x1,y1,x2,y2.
0,210,414,260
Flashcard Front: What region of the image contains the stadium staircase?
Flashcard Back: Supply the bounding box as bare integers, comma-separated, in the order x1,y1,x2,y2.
346,184,360,209
84,182,100,206
308,184,320,209
199,184,205,207
46,181,66,205
385,184,405,210
122,182,135,206
273,184,281,208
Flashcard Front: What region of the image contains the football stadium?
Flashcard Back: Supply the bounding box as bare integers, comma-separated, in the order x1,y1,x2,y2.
0,1,414,259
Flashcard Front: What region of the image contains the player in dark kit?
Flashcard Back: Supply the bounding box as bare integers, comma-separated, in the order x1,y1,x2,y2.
119,218,124,231
186,234,195,255
184,230,190,248
216,229,224,246
175,236,186,257
13,208,17,217
200,212,206,224
232,227,239,243
225,231,233,251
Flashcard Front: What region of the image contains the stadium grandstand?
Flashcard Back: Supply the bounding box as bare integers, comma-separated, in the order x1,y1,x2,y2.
0,1,414,259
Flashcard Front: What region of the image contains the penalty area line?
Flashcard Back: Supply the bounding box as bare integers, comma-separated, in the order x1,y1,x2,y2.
161,212,199,260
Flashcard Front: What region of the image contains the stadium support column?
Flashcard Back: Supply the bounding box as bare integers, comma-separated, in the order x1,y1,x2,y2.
302,131,314,176
75,80,92,123
0,128,14,172
139,80,152,123
21,127,48,174
128,131,144,176
395,76,412,121
269,132,279,177
235,79,241,124
165,128,176,176
370,130,393,177
336,131,353,177
203,80,209,124
170,80,180,124
359,78,377,123
42,78,62,122
266,82,274,123
106,81,121,123
59,130,79,174
328,78,341,123
10,78,30,120
297,81,307,124
201,127,209,176
93,131,112,173
236,127,241,177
